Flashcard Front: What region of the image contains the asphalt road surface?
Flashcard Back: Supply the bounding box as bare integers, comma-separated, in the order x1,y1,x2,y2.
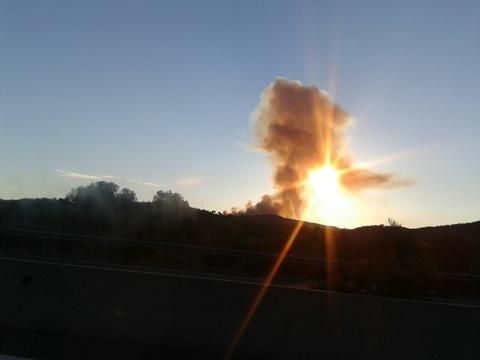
1,255,479,359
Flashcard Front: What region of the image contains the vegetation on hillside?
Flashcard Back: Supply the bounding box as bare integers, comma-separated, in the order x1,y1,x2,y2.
1,181,479,300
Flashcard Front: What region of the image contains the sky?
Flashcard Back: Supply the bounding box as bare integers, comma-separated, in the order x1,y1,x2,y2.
1,0,479,228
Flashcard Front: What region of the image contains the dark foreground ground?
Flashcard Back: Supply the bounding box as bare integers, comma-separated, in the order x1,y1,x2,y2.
1,256,479,360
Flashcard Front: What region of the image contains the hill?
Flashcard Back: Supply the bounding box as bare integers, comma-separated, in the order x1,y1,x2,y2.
0,185,479,301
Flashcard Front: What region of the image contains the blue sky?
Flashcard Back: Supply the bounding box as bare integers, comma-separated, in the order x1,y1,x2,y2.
1,0,479,227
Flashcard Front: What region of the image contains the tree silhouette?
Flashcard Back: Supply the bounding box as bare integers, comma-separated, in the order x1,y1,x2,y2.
66,182,137,205
388,217,402,227
117,188,137,203
66,181,120,205
153,190,189,209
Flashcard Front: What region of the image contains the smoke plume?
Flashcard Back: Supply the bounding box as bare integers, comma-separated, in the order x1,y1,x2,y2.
241,78,408,218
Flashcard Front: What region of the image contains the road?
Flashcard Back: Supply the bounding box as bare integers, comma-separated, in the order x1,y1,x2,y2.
3,226,479,281
1,255,479,359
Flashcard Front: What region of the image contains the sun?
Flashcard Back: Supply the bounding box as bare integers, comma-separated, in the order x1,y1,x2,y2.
307,166,340,203
304,166,356,227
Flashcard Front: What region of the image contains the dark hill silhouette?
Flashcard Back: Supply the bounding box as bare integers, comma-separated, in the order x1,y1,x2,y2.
0,181,479,300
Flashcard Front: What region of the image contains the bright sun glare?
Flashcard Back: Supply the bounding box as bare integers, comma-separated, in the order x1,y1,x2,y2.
308,166,339,202
305,166,355,227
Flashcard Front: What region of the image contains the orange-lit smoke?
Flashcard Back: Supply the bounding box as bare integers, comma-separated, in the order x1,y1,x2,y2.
241,78,407,218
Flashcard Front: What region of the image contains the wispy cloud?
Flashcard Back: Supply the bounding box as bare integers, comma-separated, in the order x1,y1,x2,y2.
128,179,162,187
55,169,111,180
55,169,162,189
177,176,204,187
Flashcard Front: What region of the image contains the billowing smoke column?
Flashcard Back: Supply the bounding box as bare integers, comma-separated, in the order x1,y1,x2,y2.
241,78,406,218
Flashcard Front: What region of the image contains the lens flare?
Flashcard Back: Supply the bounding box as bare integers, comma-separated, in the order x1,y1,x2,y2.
225,219,305,359
307,166,339,203
303,165,355,227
